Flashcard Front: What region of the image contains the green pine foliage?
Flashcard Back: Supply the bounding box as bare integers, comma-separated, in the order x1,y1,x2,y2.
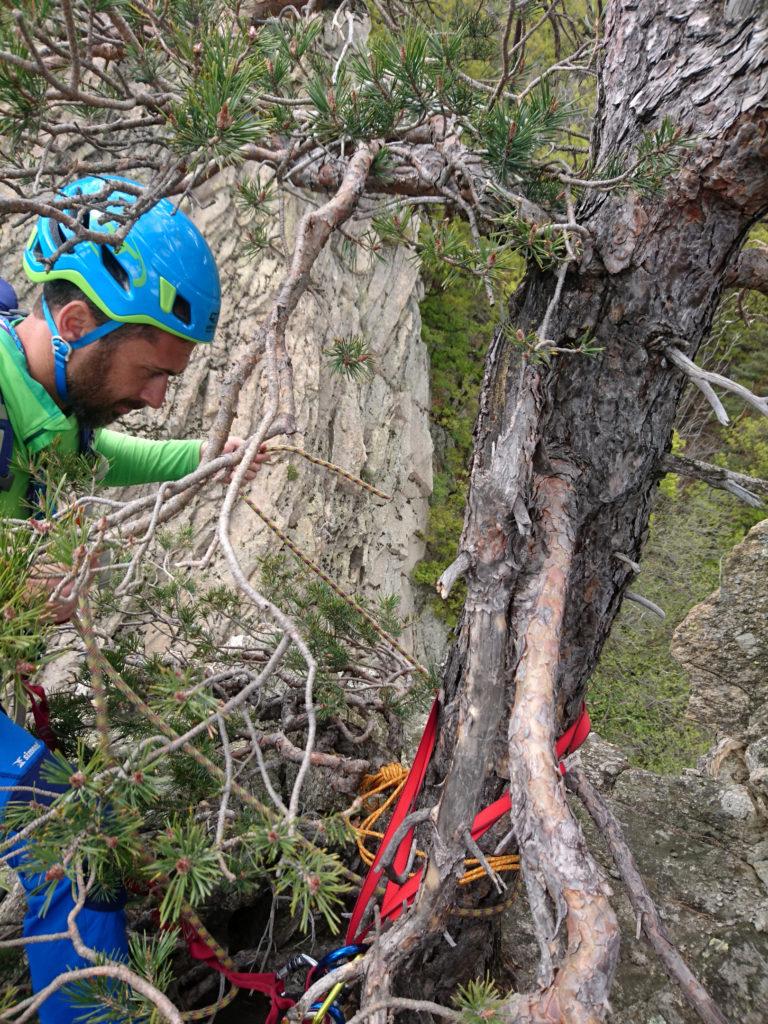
453,975,507,1024
65,930,178,1024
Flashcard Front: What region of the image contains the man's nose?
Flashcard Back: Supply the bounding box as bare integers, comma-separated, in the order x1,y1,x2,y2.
138,374,169,409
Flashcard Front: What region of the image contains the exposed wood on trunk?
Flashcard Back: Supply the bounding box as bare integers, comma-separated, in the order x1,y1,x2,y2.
504,468,619,1023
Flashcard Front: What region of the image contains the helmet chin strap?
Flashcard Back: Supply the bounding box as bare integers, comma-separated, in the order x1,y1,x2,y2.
41,295,122,403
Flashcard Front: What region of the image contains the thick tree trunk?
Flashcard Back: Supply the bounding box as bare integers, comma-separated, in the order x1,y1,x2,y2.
389,0,768,1015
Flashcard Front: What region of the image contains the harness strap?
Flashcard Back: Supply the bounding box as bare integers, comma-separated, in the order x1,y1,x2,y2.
40,295,121,403
0,394,13,492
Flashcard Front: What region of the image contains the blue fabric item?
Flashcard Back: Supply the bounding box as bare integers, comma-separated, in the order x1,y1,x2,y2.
23,176,220,345
0,387,14,493
0,712,129,1024
0,278,18,313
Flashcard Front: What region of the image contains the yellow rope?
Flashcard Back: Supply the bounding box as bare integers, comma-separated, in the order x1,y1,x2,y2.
351,763,520,887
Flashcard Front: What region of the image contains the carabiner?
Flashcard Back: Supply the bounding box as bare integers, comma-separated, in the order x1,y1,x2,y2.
306,1002,345,1024
313,944,369,978
277,952,317,980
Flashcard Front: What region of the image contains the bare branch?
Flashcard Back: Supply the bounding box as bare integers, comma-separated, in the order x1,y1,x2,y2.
568,768,730,1024
666,346,768,421
663,454,768,507
624,591,666,620
436,551,470,599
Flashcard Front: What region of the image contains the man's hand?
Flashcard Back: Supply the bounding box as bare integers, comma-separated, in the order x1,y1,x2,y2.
221,437,271,483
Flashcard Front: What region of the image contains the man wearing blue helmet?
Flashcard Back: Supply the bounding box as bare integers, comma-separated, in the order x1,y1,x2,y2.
0,177,262,1024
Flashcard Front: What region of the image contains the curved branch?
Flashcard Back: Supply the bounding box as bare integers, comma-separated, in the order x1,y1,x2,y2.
667,346,768,421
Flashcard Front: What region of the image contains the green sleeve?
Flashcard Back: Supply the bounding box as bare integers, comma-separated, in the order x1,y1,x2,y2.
94,429,202,487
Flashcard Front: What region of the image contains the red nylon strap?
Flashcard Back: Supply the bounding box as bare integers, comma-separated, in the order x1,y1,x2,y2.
23,680,60,751
347,701,591,943
181,922,295,1024
345,698,440,944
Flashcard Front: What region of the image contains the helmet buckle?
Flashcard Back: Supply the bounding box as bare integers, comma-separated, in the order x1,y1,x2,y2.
51,335,72,362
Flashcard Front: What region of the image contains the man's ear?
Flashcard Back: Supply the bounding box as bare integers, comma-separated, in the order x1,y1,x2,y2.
55,300,98,341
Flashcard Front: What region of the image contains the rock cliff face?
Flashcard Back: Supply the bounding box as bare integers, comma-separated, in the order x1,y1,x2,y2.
587,521,768,1021
671,519,768,742
99,174,442,661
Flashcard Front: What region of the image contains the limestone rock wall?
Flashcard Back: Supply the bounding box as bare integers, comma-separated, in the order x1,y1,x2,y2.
1,164,441,658
672,518,768,814
99,171,442,662
671,519,768,739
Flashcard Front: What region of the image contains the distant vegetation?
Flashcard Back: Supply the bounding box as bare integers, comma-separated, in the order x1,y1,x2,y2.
416,235,768,772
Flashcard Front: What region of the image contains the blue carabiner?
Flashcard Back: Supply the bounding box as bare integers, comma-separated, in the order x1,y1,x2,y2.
313,944,369,978
307,1001,346,1024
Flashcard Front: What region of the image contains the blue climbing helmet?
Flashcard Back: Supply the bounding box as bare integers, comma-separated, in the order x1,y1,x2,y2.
22,175,221,401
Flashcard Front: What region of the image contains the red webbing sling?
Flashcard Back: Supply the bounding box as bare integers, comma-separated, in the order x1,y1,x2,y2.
22,679,60,751
181,920,296,1024
346,699,591,944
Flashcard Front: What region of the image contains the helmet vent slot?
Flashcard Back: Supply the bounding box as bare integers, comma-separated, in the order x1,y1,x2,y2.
172,293,191,325
100,245,130,292
49,219,66,249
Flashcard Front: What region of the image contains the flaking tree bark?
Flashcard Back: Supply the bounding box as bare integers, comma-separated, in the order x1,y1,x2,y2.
382,0,768,1016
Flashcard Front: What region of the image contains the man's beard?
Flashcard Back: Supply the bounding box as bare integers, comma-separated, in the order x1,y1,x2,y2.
65,343,143,427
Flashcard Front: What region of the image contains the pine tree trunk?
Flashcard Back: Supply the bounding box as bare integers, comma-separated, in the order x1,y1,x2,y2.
393,0,768,1014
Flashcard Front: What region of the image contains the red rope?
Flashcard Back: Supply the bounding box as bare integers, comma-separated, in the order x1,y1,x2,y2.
22,679,60,751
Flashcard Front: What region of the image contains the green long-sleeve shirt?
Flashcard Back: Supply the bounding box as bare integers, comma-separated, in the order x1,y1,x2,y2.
0,324,202,519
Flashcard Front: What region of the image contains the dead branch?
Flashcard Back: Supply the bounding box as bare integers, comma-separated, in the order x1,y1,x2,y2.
624,591,666,620
663,454,768,507
567,768,730,1024
666,346,768,422
206,142,380,456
